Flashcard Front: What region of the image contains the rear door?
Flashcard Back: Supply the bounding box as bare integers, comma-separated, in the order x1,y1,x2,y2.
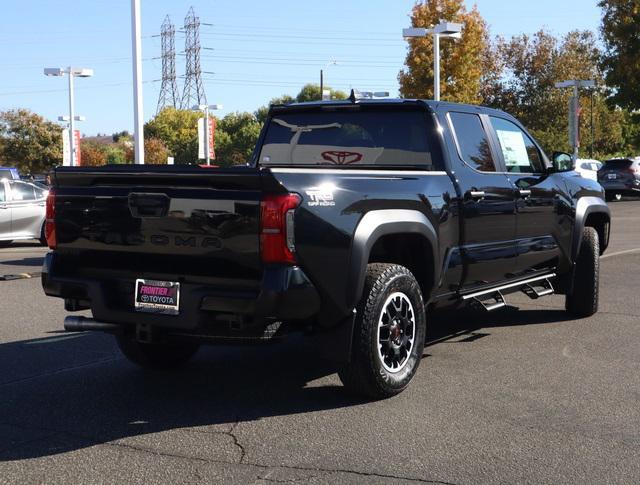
8,181,44,238
487,116,562,276
445,110,517,288
0,181,11,238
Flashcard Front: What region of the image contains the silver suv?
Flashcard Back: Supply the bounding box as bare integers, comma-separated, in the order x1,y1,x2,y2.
0,179,48,247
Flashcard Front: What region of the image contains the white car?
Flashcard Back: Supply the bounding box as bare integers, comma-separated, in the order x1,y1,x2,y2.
575,159,603,181
0,179,48,247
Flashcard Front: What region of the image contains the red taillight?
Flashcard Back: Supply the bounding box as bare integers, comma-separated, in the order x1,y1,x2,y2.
45,188,57,249
260,193,301,264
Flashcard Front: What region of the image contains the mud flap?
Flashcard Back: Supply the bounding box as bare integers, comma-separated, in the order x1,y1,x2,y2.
314,309,356,364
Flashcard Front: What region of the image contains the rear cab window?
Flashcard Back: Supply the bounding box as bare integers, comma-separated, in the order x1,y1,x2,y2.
447,112,497,172
258,106,443,170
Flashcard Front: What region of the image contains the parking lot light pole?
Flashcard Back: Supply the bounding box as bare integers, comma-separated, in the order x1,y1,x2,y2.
192,104,223,165
44,67,93,167
131,0,145,165
403,21,463,101
555,79,596,161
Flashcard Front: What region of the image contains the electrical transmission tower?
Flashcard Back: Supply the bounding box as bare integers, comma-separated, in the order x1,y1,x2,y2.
157,15,180,113
181,6,207,109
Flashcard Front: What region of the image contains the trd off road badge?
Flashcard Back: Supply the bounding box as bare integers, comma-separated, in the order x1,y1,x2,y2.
305,185,336,207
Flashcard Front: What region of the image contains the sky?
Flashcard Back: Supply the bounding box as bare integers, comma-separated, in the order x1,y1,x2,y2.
0,0,603,136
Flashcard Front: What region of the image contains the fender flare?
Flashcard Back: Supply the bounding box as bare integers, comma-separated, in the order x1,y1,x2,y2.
347,209,439,309
573,196,611,259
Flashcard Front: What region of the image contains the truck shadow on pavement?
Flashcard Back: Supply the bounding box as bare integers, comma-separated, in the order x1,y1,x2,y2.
0,305,574,461
0,257,45,267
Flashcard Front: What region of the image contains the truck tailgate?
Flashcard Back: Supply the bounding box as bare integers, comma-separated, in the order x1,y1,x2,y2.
52,165,279,285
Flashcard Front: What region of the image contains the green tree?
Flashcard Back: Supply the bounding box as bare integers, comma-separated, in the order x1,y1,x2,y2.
599,0,640,111
112,130,131,143
255,94,295,124
491,29,634,158
216,112,263,166
144,107,201,164
0,109,62,173
295,84,347,103
398,0,491,104
104,144,128,164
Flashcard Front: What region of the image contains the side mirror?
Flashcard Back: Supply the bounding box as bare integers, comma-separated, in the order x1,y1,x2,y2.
551,152,574,172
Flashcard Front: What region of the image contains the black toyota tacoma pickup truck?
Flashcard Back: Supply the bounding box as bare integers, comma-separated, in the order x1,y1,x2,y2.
42,98,610,398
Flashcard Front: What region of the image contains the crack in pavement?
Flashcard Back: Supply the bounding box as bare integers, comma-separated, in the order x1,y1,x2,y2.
0,420,457,484
253,468,319,484
181,417,246,463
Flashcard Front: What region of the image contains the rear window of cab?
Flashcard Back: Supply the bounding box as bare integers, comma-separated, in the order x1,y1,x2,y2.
259,107,443,170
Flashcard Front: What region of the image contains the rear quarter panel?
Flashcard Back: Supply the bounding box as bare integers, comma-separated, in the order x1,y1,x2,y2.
268,168,458,324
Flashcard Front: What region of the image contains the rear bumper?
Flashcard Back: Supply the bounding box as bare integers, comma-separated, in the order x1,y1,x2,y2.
600,180,640,192
41,252,321,332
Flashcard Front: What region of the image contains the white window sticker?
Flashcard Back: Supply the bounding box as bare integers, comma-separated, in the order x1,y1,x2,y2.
495,129,530,167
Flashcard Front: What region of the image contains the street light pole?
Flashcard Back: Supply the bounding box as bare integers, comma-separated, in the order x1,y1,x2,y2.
204,106,211,166
68,69,76,167
555,79,596,161
403,21,462,102
433,33,440,101
131,0,145,165
44,67,93,167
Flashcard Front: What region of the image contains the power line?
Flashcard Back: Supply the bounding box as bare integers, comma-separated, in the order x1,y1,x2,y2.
0,79,160,97
199,53,401,66
198,56,400,69
200,76,395,90
199,30,403,43
189,36,401,47
205,47,403,61
206,23,400,37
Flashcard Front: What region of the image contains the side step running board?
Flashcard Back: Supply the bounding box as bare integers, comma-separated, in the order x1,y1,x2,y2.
472,290,506,311
522,277,554,299
462,273,556,312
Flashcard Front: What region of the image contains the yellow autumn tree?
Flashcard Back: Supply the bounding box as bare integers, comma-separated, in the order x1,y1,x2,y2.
398,0,491,104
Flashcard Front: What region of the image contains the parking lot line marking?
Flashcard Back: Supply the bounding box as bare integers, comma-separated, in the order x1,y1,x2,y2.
601,248,640,259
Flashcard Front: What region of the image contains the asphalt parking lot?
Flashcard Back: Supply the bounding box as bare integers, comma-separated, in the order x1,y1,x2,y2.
1,200,639,484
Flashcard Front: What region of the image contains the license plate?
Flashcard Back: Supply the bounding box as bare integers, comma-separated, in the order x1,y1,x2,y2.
135,279,180,315
608,173,617,179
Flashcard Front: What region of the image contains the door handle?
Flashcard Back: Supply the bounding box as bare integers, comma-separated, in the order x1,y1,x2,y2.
466,190,486,200
0,205,8,210
518,189,532,198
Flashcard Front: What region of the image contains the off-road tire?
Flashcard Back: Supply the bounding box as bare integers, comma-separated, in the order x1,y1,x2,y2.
116,335,200,370
565,226,600,317
338,263,426,399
